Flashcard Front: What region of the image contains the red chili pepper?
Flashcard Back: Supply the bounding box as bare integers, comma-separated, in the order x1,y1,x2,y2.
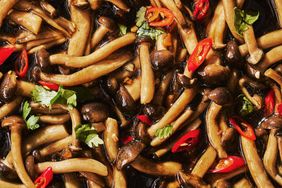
0,47,16,66
229,116,256,141
121,136,133,145
193,0,210,21
171,129,200,153
264,89,275,117
187,38,212,73
278,103,282,116
15,49,28,78
210,156,245,173
146,7,174,27
34,167,53,188
38,81,59,91
137,114,152,125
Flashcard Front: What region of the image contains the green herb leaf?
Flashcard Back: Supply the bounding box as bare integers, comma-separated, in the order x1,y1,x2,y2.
155,124,173,139
22,101,31,120
32,86,77,108
137,22,165,40
26,115,40,130
136,6,146,27
239,95,254,116
234,7,259,35
118,24,128,36
75,124,104,148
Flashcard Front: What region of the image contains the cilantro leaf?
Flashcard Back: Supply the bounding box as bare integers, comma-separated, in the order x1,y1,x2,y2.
239,95,254,116
75,124,103,148
22,101,31,120
137,22,165,40
26,115,40,130
136,6,146,27
155,124,173,139
118,24,128,36
32,86,77,108
234,7,259,35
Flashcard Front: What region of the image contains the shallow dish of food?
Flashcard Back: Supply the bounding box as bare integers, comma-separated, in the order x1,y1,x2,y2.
0,0,282,187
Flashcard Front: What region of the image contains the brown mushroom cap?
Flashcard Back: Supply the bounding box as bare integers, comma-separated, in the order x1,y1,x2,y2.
150,50,173,71
98,16,117,32
0,71,17,103
225,40,241,64
35,48,51,72
81,102,109,123
260,114,282,129
198,64,230,85
208,87,233,106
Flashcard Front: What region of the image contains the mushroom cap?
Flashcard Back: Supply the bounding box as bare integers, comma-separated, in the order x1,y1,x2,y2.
98,16,117,32
81,102,109,123
150,50,173,71
208,87,233,106
0,71,17,103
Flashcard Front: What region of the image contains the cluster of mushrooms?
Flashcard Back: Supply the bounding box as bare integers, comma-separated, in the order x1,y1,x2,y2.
0,0,282,187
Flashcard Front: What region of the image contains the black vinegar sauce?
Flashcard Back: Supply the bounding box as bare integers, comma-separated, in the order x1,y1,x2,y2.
0,0,279,187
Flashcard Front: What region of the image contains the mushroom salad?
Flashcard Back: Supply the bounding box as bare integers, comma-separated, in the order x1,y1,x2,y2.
0,0,282,187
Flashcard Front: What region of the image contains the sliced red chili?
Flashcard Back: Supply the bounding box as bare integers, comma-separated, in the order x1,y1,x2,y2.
146,7,174,27
0,47,16,66
171,129,200,153
187,38,212,73
210,156,245,173
15,49,28,78
121,135,133,145
264,89,275,117
137,114,152,125
34,167,53,188
278,103,282,116
229,116,256,141
38,81,59,91
193,0,210,21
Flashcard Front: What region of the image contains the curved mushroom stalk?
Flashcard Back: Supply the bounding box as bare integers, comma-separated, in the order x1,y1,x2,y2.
104,118,119,163
0,97,22,119
72,0,89,9
64,173,81,188
177,171,210,188
80,172,105,187
0,180,25,188
257,45,282,72
50,33,136,68
9,10,42,34
148,88,196,137
263,129,282,185
41,53,132,86
1,116,35,187
239,29,282,56
206,102,227,158
243,26,264,64
264,68,282,88
139,42,155,104
241,136,274,188
39,114,70,124
38,136,72,157
113,167,127,188
0,0,18,27
131,156,182,176
153,71,173,105
274,0,282,27
35,158,108,176
91,16,116,49
40,1,56,18
234,178,253,188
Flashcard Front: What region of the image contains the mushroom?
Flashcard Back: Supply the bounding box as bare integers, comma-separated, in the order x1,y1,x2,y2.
233,178,253,188
34,48,51,72
260,114,282,129
38,136,72,157
104,118,119,163
72,0,89,9
106,0,130,12
274,0,282,27
176,73,198,88
150,50,173,71
81,103,109,123
0,97,22,119
208,87,233,106
0,0,18,27
25,155,36,180
91,16,116,49
0,71,17,103
115,84,137,114
225,40,241,65
40,1,57,18
39,114,70,124
212,179,231,188
0,161,18,180
116,140,145,170
198,64,230,85
64,173,81,188
177,171,210,188
88,0,101,10
2,116,34,187
257,45,282,72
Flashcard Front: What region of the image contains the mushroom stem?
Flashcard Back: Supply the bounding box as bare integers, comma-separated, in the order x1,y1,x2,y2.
113,167,127,188
50,33,136,68
264,68,282,89
125,76,141,101
131,156,182,176
35,158,108,176
0,97,22,119
2,116,35,187
68,1,91,56
40,53,132,86
263,129,282,185
40,1,56,18
87,180,103,188
16,80,35,97
9,10,42,34
233,178,253,188
257,45,282,71
39,114,70,124
0,179,25,188
64,173,81,188
241,136,274,188
160,0,186,26
0,0,18,27
88,0,101,10
191,146,217,178
91,24,109,50
153,71,173,105
274,0,282,27
104,118,119,163
139,42,155,104
38,136,72,157
222,0,244,43
28,38,67,54
105,0,130,12
207,166,247,184
80,172,105,187
243,26,263,64
72,0,89,8
148,88,196,137
206,102,227,158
